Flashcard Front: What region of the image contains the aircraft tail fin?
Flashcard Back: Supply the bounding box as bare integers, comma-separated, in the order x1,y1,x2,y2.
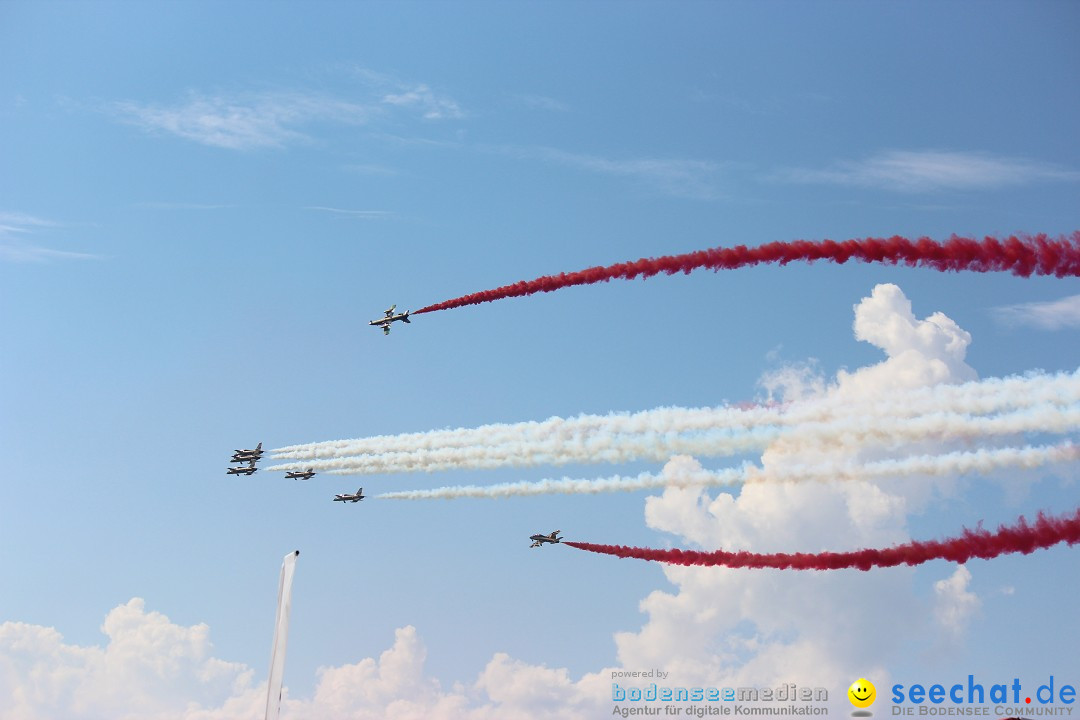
402,312,411,323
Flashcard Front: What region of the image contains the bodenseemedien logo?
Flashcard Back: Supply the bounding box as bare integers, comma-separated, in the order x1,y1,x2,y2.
849,678,877,716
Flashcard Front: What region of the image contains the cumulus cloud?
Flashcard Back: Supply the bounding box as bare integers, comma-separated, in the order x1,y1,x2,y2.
0,603,606,720
0,598,255,720
0,283,1054,718
839,283,976,399
991,294,1080,330
933,565,981,638
613,283,995,712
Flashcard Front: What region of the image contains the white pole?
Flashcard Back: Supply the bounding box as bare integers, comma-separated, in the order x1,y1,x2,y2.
265,550,299,720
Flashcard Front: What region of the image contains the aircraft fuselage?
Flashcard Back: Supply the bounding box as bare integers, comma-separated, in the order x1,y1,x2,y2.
529,531,562,546
369,308,411,334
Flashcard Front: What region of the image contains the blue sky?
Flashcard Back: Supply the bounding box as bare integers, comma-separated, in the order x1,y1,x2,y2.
1,2,1078,717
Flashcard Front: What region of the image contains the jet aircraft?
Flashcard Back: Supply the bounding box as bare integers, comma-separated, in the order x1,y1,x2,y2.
232,442,264,461
226,461,257,476
529,530,562,547
285,469,316,481
333,488,366,503
369,304,411,335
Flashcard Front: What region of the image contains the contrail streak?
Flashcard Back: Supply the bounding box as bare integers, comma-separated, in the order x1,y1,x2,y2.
413,233,1080,314
565,507,1080,571
266,402,1080,476
271,369,1080,462
372,442,1079,500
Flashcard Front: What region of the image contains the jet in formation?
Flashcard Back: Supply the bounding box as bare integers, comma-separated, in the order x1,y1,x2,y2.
285,469,316,481
529,530,562,548
227,442,262,475
333,488,366,503
369,304,411,335
231,442,264,463
227,460,258,476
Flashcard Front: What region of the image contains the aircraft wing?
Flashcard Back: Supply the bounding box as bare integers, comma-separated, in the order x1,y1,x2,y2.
382,325,390,335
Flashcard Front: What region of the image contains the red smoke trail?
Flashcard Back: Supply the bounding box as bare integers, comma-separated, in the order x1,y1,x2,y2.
565,508,1080,571
414,233,1080,314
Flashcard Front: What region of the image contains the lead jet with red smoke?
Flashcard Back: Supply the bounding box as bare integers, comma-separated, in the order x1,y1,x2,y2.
285,469,316,480
333,488,365,503
529,530,562,547
227,460,258,476
369,304,411,335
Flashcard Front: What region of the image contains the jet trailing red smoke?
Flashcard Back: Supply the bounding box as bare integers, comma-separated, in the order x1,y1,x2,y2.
565,508,1080,571
414,233,1080,314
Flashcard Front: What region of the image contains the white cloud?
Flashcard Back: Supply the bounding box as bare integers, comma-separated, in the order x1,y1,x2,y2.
135,202,233,210
349,67,464,121
113,72,464,150
773,150,1080,192
611,283,989,711
0,603,608,720
382,84,463,120
0,284,1057,718
839,282,976,398
343,163,402,176
112,92,373,150
514,94,570,112
0,598,256,720
304,206,393,219
0,212,96,263
933,565,981,637
991,294,1080,330
488,144,725,200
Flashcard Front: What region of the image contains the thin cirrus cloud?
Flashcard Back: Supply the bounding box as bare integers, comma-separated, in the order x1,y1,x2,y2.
514,93,570,112
0,212,96,263
350,66,464,121
112,76,463,150
487,144,725,200
773,150,1080,192
134,201,234,210
112,91,374,150
992,294,1080,330
381,84,463,120
304,206,394,219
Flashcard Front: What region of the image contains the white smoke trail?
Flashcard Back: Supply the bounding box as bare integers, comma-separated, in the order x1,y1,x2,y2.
265,550,299,720
266,402,1080,476
373,441,1079,500
272,369,1080,461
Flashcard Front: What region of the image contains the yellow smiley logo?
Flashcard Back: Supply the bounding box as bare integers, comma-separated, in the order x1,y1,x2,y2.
848,678,876,708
